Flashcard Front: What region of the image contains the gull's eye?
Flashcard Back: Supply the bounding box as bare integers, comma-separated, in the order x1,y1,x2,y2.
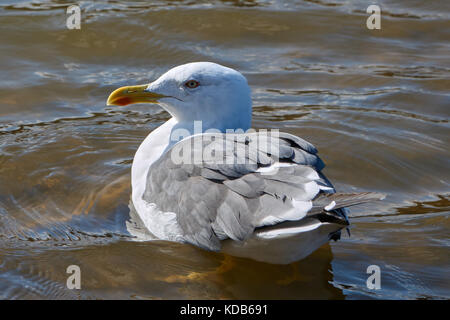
184,80,200,89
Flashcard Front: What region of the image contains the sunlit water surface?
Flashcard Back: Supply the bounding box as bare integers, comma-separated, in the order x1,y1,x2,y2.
0,0,449,299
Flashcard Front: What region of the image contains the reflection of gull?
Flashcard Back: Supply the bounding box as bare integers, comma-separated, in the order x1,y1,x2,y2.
107,62,384,264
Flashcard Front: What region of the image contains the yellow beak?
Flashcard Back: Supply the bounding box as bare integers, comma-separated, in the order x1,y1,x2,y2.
106,84,167,106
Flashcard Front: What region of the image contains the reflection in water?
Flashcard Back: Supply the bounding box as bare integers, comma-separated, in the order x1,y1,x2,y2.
0,0,449,299
0,239,343,299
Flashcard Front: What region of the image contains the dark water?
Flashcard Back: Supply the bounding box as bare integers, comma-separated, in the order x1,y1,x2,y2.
0,0,449,299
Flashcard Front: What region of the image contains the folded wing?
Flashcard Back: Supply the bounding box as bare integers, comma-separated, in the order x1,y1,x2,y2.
143,132,383,251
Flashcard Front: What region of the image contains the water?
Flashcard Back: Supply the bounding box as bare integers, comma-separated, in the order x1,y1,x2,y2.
0,0,449,299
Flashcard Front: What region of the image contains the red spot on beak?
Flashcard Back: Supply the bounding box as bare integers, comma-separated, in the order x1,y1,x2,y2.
114,97,132,106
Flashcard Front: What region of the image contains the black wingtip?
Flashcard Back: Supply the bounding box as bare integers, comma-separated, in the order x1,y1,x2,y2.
316,211,350,226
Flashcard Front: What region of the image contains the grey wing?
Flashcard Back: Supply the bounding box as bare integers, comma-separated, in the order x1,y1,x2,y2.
142,131,381,251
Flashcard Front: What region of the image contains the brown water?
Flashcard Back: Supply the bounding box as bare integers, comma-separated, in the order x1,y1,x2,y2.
0,0,449,300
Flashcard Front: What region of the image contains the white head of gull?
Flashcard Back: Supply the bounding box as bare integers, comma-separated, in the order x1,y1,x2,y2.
107,62,384,264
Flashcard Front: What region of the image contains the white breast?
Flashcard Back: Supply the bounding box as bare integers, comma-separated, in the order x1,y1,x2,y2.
131,118,184,241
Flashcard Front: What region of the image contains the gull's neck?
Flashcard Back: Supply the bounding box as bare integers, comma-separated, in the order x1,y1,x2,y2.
172,118,248,137
131,118,176,203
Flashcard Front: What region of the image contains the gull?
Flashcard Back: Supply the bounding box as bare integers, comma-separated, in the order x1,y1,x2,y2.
107,62,384,264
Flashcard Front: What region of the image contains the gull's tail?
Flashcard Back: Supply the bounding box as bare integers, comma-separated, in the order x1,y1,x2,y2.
312,192,386,213
310,192,386,238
